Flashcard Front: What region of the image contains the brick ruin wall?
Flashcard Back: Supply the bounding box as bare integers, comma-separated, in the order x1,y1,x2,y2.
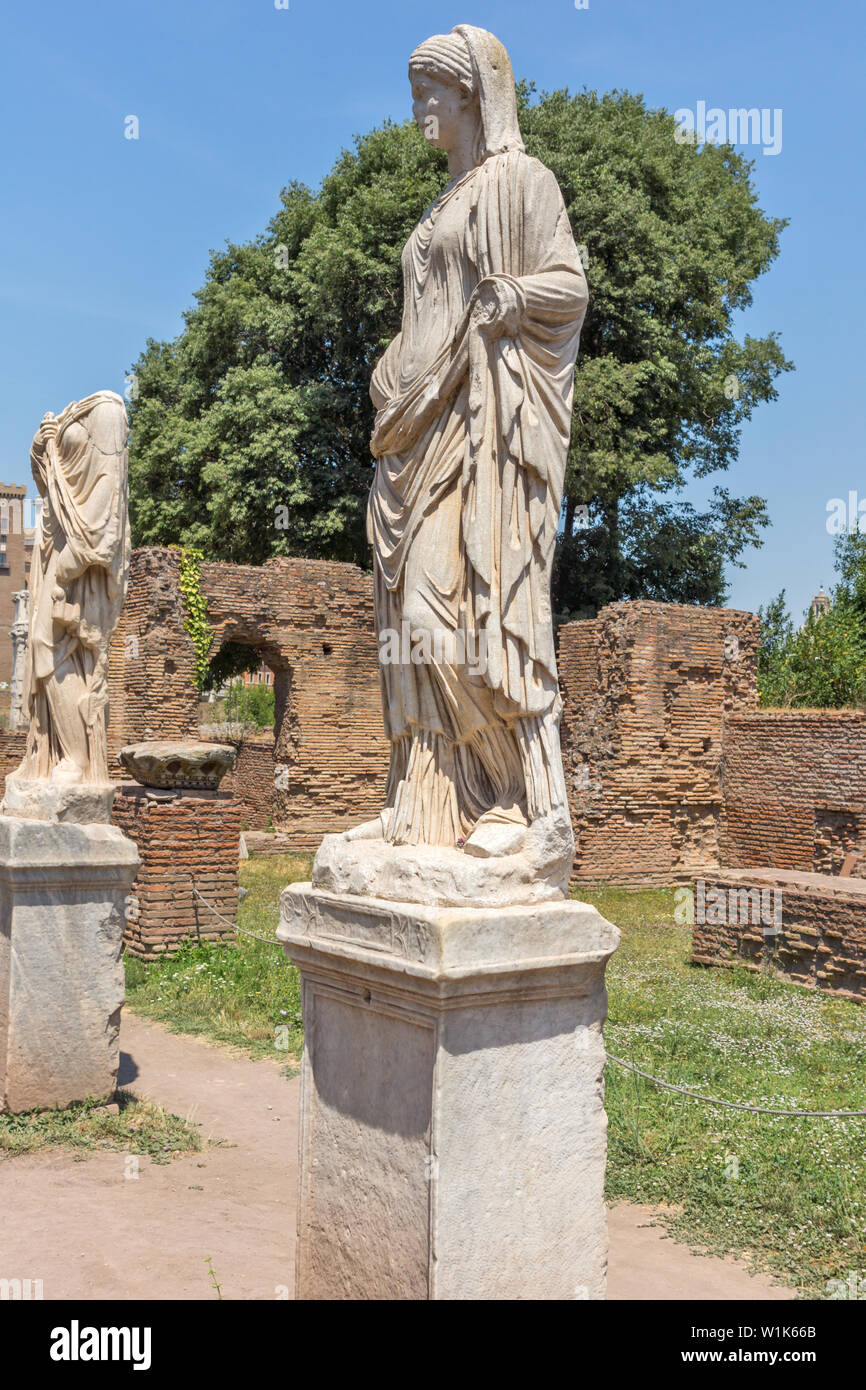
194,554,387,850
218,737,278,831
0,731,26,790
107,546,200,764
720,711,866,874
691,869,866,1002
559,602,760,884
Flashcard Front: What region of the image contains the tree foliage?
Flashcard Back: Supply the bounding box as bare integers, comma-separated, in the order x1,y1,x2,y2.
222,680,276,730
757,536,866,708
128,85,791,612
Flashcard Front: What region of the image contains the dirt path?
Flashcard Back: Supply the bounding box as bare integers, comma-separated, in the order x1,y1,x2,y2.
0,1013,794,1301
0,1014,297,1301
607,1205,793,1301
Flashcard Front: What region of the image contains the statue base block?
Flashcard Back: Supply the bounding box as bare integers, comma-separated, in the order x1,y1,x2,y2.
278,883,620,1300
312,830,571,908
1,776,116,825
0,817,139,1113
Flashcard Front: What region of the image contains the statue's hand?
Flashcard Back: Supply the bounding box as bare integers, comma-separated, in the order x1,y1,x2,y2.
39,413,59,445
471,279,522,339
52,591,81,636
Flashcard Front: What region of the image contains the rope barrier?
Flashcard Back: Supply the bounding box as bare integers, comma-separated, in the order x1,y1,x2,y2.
191,885,282,948
606,1053,866,1119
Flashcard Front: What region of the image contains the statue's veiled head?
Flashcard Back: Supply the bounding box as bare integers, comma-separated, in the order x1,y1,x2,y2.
409,25,524,167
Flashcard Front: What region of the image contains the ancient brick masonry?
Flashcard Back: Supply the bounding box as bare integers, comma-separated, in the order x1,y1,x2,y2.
107,546,201,769
720,711,866,873
0,731,26,789
213,734,277,831
107,547,389,849
113,783,241,959
560,602,759,884
702,711,866,1001
691,868,866,1002
197,554,387,849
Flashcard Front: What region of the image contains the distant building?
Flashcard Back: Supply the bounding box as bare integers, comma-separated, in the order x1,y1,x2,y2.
0,483,35,701
242,662,274,688
811,586,831,620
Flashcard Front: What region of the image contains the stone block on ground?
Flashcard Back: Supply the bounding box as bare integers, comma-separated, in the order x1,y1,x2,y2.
691,867,866,1000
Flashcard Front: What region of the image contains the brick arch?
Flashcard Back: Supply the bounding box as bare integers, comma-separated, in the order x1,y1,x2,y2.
109,547,388,846
204,628,291,759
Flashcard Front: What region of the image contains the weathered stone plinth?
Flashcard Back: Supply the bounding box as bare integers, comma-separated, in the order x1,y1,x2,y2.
2,775,116,825
278,883,620,1300
0,817,139,1113
312,831,570,907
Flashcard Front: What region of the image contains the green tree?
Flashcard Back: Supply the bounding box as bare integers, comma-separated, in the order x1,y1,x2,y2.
756,588,794,698
757,538,866,708
128,86,791,609
223,680,275,730
832,529,866,615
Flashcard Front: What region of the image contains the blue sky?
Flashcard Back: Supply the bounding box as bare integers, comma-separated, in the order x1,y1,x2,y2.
1,0,862,620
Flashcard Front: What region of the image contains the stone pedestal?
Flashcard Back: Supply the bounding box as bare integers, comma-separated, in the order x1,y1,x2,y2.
0,817,139,1113
278,884,620,1300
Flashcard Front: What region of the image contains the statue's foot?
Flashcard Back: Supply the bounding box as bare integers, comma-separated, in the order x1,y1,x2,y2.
462,804,528,859
343,809,392,843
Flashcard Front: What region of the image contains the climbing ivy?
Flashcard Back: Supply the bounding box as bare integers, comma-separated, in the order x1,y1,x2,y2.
174,546,214,690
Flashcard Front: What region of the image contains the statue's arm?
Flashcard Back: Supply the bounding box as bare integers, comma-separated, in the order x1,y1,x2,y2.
472,159,588,338
29,414,56,495
370,330,403,411
516,162,588,324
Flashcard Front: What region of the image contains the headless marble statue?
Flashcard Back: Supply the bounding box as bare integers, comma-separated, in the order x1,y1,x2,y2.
314,26,588,906
2,391,130,823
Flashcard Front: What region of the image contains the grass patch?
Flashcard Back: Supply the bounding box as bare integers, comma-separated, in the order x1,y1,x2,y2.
580,884,866,1299
124,853,311,1064
0,1091,202,1163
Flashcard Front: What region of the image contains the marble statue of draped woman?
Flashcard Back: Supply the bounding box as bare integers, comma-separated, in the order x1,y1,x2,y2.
11,390,130,790
353,25,588,872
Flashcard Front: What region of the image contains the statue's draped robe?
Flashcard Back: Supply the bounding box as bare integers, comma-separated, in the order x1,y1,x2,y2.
17,392,129,783
369,150,588,845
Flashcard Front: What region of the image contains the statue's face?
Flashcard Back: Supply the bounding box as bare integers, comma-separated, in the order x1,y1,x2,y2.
411,71,474,153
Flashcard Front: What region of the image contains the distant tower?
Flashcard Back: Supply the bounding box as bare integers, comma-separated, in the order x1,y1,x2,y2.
811,586,831,619
0,482,34,707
